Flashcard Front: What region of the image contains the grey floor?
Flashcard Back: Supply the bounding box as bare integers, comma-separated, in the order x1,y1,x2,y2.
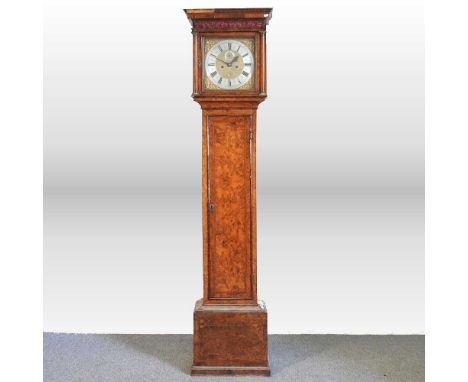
44,333,424,382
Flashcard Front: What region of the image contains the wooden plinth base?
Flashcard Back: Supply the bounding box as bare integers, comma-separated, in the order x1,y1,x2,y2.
191,365,271,376
191,299,270,376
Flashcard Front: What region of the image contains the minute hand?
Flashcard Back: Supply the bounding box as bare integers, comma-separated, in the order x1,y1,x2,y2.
215,57,229,65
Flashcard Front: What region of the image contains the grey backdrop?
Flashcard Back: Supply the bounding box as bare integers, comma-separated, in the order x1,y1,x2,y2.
44,0,424,334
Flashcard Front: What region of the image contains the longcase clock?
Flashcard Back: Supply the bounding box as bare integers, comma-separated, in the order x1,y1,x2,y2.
184,8,273,376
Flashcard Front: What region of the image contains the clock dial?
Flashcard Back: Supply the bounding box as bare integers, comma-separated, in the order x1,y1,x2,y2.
204,39,254,90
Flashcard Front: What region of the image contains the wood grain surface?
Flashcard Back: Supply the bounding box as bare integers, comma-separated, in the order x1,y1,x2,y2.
185,8,273,376
208,115,253,300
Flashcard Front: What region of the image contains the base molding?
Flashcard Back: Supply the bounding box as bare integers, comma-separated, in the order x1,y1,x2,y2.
191,365,271,376
192,298,270,376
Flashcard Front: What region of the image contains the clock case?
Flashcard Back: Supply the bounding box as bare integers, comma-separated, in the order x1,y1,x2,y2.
185,9,273,377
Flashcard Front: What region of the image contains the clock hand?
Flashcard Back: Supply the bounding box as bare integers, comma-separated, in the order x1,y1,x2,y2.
215,57,229,65
213,54,240,67
222,54,240,67
230,55,240,64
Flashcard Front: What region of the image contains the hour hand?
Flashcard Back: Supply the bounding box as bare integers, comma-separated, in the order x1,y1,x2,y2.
230,55,240,64
223,54,239,67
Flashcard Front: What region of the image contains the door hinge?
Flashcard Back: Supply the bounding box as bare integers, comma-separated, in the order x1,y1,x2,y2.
250,129,254,141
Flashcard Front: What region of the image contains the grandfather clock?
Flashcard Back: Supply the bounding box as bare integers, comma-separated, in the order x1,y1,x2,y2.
184,8,273,376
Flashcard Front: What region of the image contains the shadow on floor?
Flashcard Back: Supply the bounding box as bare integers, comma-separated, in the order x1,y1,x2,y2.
268,334,337,375
44,333,424,381
108,334,335,376
107,334,193,375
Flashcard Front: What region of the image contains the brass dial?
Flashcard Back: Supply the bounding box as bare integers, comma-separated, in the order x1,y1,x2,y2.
204,39,254,90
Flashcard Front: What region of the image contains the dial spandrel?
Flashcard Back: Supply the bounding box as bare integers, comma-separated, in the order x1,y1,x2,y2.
204,39,255,90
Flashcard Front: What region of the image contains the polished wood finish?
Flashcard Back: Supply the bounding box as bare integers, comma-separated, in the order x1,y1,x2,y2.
185,8,272,34
207,114,253,301
185,8,273,376
192,299,270,376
